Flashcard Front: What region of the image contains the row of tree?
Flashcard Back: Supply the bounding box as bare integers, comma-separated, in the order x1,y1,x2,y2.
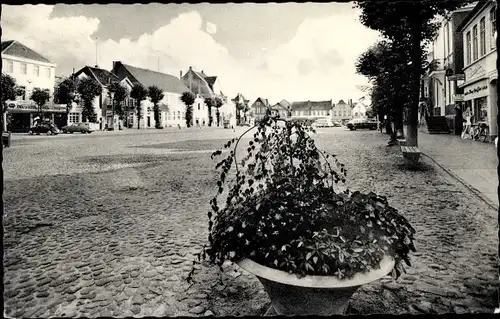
354,0,473,146
3,71,252,130
54,76,229,129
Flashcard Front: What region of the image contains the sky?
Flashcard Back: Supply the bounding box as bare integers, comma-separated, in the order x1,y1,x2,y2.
2,3,382,105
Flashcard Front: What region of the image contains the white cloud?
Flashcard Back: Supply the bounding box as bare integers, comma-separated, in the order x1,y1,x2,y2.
2,4,381,105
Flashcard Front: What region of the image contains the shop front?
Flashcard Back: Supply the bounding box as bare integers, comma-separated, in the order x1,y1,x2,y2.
6,101,68,132
462,78,497,140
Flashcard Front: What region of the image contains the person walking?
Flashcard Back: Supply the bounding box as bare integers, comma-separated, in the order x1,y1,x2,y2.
461,107,472,139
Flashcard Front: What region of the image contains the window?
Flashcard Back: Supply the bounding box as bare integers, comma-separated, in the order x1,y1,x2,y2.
17,86,26,100
69,113,80,123
20,63,27,75
177,111,180,119
256,101,261,105
480,17,486,56
198,103,200,110
5,60,13,73
33,65,40,77
466,31,472,65
46,67,51,78
491,8,497,49
472,25,478,60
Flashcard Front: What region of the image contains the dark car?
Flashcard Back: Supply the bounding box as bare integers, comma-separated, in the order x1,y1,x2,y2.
347,118,378,131
61,123,94,134
27,122,59,135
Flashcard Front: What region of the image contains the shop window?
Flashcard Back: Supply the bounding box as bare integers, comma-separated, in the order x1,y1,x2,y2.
69,112,80,123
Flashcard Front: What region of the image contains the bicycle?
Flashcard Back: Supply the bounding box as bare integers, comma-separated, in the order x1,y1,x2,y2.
471,122,489,142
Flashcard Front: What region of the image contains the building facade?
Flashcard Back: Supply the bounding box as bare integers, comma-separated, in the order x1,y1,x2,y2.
290,100,333,121
458,0,497,140
331,99,352,123
270,99,292,119
181,66,236,127
351,101,368,118
423,3,476,131
113,61,190,128
250,97,270,123
2,40,63,132
232,93,251,125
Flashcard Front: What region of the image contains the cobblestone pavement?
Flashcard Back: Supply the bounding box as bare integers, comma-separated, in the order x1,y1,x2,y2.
3,127,497,317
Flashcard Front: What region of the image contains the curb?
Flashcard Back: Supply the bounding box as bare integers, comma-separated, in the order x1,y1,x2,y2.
420,152,498,212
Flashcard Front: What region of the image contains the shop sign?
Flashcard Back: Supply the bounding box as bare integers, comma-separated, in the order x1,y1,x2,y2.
464,84,488,97
453,94,464,102
448,74,465,81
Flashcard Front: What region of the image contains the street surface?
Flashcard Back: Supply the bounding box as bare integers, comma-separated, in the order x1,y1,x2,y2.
3,126,497,316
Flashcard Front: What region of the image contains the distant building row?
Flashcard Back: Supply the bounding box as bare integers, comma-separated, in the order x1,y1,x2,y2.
2,40,237,132
249,97,370,124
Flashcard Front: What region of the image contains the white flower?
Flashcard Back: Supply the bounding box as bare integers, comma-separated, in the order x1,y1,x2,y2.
227,226,234,232
238,233,244,238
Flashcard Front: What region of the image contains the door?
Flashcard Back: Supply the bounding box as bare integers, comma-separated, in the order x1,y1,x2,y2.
147,116,151,127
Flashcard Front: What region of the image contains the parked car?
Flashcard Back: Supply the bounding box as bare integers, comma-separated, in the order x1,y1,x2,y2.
346,118,378,130
312,118,334,128
27,122,59,135
61,123,94,134
332,121,342,127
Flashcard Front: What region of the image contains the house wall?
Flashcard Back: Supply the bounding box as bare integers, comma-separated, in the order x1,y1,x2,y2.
2,54,56,101
331,103,352,121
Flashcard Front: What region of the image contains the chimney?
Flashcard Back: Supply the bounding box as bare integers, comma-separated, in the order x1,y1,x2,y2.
202,70,204,74
180,70,183,79
95,65,99,69
112,61,117,71
189,66,192,70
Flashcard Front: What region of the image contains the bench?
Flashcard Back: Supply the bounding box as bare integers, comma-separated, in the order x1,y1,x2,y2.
2,131,11,148
397,138,407,146
401,145,421,164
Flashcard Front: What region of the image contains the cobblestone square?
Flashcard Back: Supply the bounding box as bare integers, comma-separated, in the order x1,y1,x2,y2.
3,127,498,316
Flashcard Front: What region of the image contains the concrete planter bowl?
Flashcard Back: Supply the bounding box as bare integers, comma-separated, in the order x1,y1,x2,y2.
238,255,395,316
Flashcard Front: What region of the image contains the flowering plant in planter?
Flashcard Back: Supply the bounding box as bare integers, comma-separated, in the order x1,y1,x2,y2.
188,113,416,284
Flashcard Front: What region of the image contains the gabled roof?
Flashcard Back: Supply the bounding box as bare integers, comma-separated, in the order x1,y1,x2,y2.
182,68,215,97
116,62,190,94
74,66,119,87
252,97,269,106
337,99,347,105
291,100,332,111
272,99,292,111
1,40,53,64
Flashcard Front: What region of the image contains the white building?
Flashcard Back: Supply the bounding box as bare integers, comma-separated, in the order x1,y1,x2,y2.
458,0,497,140
351,101,368,118
112,61,191,129
331,99,353,123
182,67,236,128
2,40,64,131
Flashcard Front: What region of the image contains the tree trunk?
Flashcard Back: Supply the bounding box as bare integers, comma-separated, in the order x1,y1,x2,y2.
407,13,422,147
137,100,141,130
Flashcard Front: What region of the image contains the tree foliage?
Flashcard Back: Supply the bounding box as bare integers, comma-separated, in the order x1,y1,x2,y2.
1,73,21,113
77,77,102,122
109,82,129,120
214,96,224,127
147,85,164,128
31,88,51,117
204,96,216,127
54,77,79,113
180,91,196,127
131,83,147,129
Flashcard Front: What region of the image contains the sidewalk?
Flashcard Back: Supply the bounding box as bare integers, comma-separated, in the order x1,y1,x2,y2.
415,129,498,209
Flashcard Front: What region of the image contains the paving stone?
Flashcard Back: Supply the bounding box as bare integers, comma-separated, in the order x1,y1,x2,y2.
130,271,140,278
131,306,141,314
204,310,215,316
143,270,158,278
35,290,50,298
132,294,144,305
66,294,77,302
189,306,206,314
